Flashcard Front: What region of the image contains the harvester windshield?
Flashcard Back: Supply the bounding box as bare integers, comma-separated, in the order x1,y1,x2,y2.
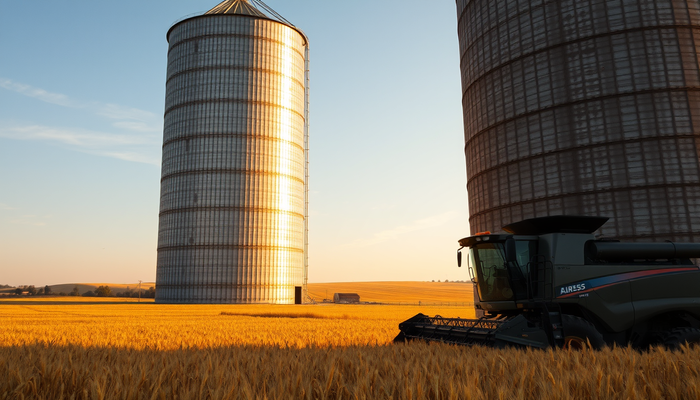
468,243,515,301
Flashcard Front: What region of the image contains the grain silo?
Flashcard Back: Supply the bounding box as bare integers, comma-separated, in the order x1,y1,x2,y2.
155,0,309,304
456,0,700,242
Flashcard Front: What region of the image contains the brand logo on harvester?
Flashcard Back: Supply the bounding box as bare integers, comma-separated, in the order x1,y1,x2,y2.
559,283,587,296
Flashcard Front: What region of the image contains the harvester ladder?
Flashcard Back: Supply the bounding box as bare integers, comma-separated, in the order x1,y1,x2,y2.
527,255,555,302
527,256,564,347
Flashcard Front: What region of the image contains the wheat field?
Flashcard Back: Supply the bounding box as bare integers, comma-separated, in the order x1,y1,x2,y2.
2,294,699,399
0,300,472,349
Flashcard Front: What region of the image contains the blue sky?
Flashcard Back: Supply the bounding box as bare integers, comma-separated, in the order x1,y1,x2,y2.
0,0,470,286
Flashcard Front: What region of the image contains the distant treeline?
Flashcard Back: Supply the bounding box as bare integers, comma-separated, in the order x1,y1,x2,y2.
5,285,156,298
5,285,47,296
79,286,156,298
112,286,156,299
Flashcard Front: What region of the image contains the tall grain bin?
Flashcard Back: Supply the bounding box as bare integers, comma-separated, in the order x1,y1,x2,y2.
456,0,700,242
156,0,309,304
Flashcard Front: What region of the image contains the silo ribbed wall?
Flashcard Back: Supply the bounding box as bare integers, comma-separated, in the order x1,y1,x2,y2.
457,0,700,241
156,15,307,303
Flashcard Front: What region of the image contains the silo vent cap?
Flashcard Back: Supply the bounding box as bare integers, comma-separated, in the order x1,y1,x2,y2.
206,0,267,18
205,0,295,27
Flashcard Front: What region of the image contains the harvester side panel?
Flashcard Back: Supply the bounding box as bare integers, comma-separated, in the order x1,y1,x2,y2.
631,271,700,323
586,284,634,333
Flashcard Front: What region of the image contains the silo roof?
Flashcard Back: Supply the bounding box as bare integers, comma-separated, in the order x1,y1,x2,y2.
205,0,268,18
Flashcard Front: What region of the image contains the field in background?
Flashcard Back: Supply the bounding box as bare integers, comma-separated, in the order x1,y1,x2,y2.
0,296,154,304
307,281,473,304
1,300,699,399
2,281,470,302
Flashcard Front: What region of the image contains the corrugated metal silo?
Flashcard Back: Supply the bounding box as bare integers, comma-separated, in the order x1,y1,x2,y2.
456,0,700,241
156,0,309,304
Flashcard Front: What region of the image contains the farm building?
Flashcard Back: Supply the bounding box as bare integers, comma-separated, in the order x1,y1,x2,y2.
333,293,360,304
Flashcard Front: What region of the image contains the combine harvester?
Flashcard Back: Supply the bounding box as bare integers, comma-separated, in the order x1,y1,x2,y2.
395,216,700,349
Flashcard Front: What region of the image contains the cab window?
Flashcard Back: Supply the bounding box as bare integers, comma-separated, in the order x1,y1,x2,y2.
471,243,514,301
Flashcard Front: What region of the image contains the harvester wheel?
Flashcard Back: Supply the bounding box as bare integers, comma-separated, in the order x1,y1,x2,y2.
662,328,700,350
561,315,605,350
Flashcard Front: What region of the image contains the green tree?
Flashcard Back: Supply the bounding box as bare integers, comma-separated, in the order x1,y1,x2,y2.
95,286,112,297
44,285,52,295
70,286,80,296
26,285,37,295
14,288,23,296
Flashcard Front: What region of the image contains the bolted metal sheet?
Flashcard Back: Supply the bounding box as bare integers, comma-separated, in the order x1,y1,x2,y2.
456,0,700,242
156,11,308,304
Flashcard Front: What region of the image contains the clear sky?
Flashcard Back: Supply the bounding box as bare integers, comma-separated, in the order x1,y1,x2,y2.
0,0,470,286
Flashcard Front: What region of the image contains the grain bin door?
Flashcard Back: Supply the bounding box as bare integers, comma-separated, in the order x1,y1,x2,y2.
295,286,302,304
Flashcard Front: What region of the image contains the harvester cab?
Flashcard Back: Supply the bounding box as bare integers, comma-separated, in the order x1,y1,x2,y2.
395,216,700,349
